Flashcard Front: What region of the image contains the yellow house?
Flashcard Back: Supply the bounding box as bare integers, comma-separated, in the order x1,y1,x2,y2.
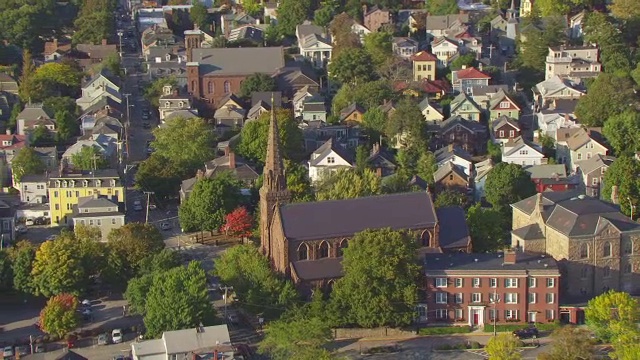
48,169,125,227
410,51,437,82
519,0,533,18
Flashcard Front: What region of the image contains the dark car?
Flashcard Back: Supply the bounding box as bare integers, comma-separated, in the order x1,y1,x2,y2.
513,327,539,339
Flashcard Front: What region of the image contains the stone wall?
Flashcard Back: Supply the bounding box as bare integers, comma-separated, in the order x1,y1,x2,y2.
333,327,416,340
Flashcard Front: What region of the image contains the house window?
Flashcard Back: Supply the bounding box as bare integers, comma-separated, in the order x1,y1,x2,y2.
546,310,555,320
449,174,454,180
455,293,463,304
546,278,555,288
546,293,555,304
603,242,612,257
472,293,482,303
54,191,59,198
164,102,170,108
624,263,632,274
528,293,536,304
473,278,480,288
603,266,611,278
519,150,528,155
528,277,536,288
504,293,518,304
455,278,463,288
327,157,335,164
318,241,329,258
224,81,230,93
435,292,447,304
55,204,60,210
489,292,497,303
89,220,94,226
500,102,509,108
450,133,455,141
509,130,515,137
592,177,599,186
505,278,518,288
208,82,213,94
580,243,589,258
499,130,505,137
435,278,448,288
455,309,463,320
298,243,309,260
624,241,633,255
112,218,116,225
179,101,184,108
338,239,348,256
435,309,448,319
587,152,592,159
490,278,497,288
581,266,589,279
577,153,582,160
489,309,497,321
96,219,101,226
505,309,518,320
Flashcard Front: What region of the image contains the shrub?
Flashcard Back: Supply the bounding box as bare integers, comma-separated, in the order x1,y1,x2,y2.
436,344,451,350
455,343,467,350
469,341,481,349
419,326,473,335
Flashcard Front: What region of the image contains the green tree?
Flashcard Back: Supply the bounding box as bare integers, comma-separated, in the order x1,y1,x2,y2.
31,125,53,146
134,154,182,201
328,48,376,85
144,77,178,108
99,53,123,78
276,0,310,37
7,240,36,294
125,250,182,315
54,109,79,143
144,261,216,337
331,80,393,116
466,204,508,252
603,111,640,156
355,145,369,174
487,140,502,163
538,326,595,360
285,160,315,202
574,74,635,127
330,228,419,327
329,12,361,58
152,116,216,173
236,109,303,164
259,309,332,360
18,50,36,102
533,0,571,16
8,102,22,132
11,147,45,183
31,236,86,297
39,293,79,338
44,96,77,118
602,156,640,216
484,162,536,210
316,169,381,201
214,245,298,317
0,251,12,291
125,273,154,315
73,11,114,46
611,0,640,20
179,173,242,232
107,223,164,276
70,145,108,171
433,189,467,208
386,98,426,147
585,290,640,342
314,0,338,27
30,62,83,100
240,73,277,98
517,17,566,73
485,333,523,360
362,31,393,70
450,53,477,70
190,1,209,29
415,151,437,183
362,107,388,139
425,0,458,15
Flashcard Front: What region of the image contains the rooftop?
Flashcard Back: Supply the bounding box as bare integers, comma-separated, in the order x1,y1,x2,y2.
190,47,285,76
424,251,559,273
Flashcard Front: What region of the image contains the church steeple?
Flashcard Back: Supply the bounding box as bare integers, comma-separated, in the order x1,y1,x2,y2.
259,95,291,258
506,0,517,20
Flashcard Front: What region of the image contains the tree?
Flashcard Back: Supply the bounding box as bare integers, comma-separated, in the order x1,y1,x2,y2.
240,73,277,98
179,173,243,232
125,273,155,315
603,111,640,156
73,11,114,46
484,163,536,210
330,228,419,327
143,77,178,108
466,204,509,252
100,53,123,78
276,0,310,37
190,1,209,29
8,102,22,132
611,0,640,20
152,116,216,173
485,333,522,360
425,0,458,15
362,107,388,139
31,125,53,146
18,50,36,102
134,154,182,201
70,145,108,171
39,293,79,338
285,160,314,202
314,0,338,27
54,109,79,143
7,240,36,294
125,249,182,315
328,48,376,85
107,223,164,276
574,73,635,127
236,109,303,164
602,156,640,217
144,262,216,337
11,147,45,183
517,17,566,73
30,62,83,101
450,53,477,70
386,98,426,147
585,290,640,342
415,151,437,183
221,207,253,238
355,145,369,174
0,251,12,291
533,0,571,16
538,326,595,360
214,245,298,317
329,13,361,57
331,80,394,116
316,169,381,201
31,236,86,297
434,190,468,208
362,31,393,69
259,310,332,360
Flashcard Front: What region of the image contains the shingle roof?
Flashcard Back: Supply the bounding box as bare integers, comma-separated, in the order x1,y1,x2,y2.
470,84,509,97
411,51,437,62
545,198,640,236
511,190,580,216
491,115,520,132
511,223,545,240
454,67,491,80
17,104,54,120
424,14,469,31
475,159,493,180
434,115,486,134
435,206,470,248
523,164,567,180
575,154,615,175
292,257,343,281
433,162,468,183
309,138,354,166
190,47,285,76
489,89,520,110
251,91,282,108
566,128,604,151
424,251,559,272
503,136,544,157
278,192,438,241
77,196,118,209
339,102,365,120
434,145,473,164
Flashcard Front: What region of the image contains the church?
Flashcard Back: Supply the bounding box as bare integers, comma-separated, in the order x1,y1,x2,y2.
259,107,473,292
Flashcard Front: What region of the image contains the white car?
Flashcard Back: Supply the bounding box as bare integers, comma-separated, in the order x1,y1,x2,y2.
133,200,143,211
112,329,123,344
15,224,27,234
25,218,34,226
3,346,14,357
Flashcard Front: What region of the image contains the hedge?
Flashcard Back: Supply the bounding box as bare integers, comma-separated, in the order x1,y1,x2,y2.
418,326,473,335
483,321,561,333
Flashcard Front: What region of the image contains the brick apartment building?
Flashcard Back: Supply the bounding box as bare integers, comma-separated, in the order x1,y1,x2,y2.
422,250,560,326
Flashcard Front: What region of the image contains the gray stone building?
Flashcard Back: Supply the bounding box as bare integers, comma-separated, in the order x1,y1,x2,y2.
73,195,125,241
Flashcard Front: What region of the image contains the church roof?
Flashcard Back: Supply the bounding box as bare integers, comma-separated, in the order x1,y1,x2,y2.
278,192,437,241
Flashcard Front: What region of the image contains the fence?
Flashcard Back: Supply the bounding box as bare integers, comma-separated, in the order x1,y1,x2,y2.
333,327,416,340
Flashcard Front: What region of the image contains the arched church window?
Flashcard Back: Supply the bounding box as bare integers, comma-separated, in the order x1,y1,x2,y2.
298,243,308,261
338,239,348,256
318,241,329,258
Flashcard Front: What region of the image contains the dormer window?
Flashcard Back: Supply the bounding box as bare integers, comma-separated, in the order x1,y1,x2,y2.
179,101,184,108
55,180,61,187
2,141,11,146
165,102,170,108
110,180,116,187
96,180,102,187
165,54,171,61
62,181,67,188
69,181,75,188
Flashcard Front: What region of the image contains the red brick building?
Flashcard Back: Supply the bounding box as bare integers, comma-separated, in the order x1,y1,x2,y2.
422,250,560,326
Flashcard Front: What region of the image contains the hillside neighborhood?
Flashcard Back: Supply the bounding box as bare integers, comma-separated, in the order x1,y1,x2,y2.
1,0,640,359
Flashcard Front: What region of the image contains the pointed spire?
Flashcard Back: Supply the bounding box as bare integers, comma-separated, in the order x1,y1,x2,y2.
510,0,515,10
263,92,287,192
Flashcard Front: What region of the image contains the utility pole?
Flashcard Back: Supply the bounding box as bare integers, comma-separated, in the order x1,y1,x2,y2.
144,191,154,223
222,286,234,324
491,289,500,337
124,93,132,158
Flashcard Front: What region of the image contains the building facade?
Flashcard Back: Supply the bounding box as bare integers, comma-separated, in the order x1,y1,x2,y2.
73,195,125,241
423,251,561,325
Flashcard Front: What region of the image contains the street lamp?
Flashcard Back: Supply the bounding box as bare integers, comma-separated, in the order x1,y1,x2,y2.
490,289,500,337
117,30,124,58
628,197,635,221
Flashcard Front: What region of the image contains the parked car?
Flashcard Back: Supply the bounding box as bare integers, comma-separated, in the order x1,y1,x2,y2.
81,299,91,307
112,329,123,344
513,327,539,339
160,222,172,231
227,313,239,325
3,346,13,357
34,344,45,353
98,333,109,345
142,122,151,129
15,224,27,234
15,345,28,356
25,218,34,226
34,216,49,225
133,200,143,211
148,203,156,210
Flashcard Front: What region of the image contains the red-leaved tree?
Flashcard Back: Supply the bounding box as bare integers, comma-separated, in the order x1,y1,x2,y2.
221,207,253,239
39,293,79,338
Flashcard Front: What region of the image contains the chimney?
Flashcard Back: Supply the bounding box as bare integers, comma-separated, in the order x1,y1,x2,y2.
448,143,454,152
101,39,107,46
611,185,619,204
363,4,368,15
224,146,230,156
5,129,11,135
503,248,517,264
478,62,483,72
53,38,58,49
229,151,236,169
564,113,570,123
375,167,382,177
536,192,544,214
196,169,204,180
372,142,380,155
461,65,467,69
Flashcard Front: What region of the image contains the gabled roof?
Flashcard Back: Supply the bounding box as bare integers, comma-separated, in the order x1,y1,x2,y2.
190,47,285,76
214,106,246,119
523,164,567,180
433,161,468,183
436,115,486,134
393,37,418,47
470,84,509,97
77,195,118,209
475,158,494,180
489,89,521,110
75,43,117,60
17,104,54,120
435,206,471,248
431,37,458,48
418,97,443,115
453,67,491,80
566,128,606,151
293,85,314,103
511,223,545,240
379,100,397,114
503,136,544,157
491,115,520,132
217,93,244,109
576,154,615,175
434,145,473,164
424,14,469,31
251,91,282,108
450,93,480,113
533,75,584,97
411,51,438,62
339,103,365,120
309,138,354,166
